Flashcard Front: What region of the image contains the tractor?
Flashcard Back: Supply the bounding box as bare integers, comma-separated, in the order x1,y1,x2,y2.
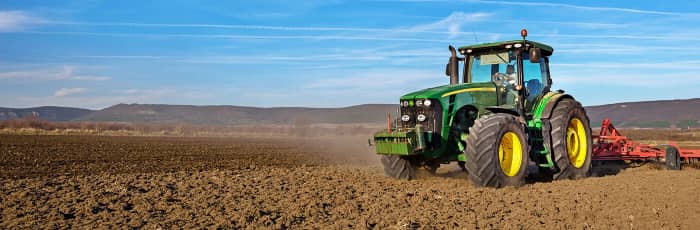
373,29,593,187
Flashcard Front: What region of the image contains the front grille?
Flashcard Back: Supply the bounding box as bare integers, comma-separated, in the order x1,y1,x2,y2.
400,100,442,133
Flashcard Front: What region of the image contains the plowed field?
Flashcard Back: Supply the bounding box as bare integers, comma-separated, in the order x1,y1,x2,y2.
1,135,699,229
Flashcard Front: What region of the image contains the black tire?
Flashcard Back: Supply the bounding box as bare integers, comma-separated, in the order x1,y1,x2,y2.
549,98,593,180
665,147,682,170
464,114,529,187
424,162,439,175
381,155,416,180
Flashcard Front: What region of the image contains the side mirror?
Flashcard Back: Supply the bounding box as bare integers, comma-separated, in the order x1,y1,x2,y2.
529,47,541,63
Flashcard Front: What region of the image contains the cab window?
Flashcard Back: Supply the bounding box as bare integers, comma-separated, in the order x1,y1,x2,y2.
522,54,547,101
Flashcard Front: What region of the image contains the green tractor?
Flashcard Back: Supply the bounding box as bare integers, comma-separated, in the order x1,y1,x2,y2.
373,29,592,187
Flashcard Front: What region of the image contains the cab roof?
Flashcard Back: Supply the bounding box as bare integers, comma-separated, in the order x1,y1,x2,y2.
458,40,554,56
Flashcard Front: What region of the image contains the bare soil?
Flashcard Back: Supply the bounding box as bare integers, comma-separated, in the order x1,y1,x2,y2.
1,134,699,229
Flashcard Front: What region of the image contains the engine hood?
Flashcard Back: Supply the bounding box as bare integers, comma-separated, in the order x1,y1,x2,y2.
400,82,496,100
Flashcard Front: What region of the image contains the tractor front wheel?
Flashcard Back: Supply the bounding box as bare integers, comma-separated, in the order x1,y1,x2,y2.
464,114,529,187
381,155,416,180
549,98,593,180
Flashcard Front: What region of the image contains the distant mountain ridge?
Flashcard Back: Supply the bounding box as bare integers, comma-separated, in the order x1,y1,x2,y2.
585,98,700,128
0,106,93,122
74,103,396,125
3,98,700,128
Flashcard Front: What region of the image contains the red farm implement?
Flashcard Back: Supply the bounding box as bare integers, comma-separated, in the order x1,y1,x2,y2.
592,119,700,169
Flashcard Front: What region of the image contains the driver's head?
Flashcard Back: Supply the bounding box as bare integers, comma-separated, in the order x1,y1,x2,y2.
506,64,515,74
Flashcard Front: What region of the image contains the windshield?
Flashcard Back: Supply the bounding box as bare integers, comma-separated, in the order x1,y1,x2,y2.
469,51,518,84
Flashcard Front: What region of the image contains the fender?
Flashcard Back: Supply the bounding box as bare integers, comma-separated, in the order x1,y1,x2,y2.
485,106,520,117
536,91,575,171
540,92,574,120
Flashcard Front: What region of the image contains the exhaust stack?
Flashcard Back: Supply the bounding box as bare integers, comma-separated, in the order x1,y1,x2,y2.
448,45,459,85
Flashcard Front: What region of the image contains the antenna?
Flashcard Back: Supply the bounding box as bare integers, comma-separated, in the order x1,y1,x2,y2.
471,30,479,43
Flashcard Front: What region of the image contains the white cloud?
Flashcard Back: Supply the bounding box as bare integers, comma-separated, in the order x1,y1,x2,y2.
397,0,698,16
23,31,454,42
0,66,110,81
49,19,627,33
552,60,700,70
470,0,698,16
304,69,440,89
514,20,630,30
69,49,445,65
408,12,491,38
54,88,87,97
0,11,43,32
552,69,700,87
36,12,488,41
27,29,700,43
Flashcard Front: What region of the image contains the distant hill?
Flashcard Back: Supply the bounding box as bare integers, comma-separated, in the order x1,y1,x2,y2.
3,98,700,128
79,99,700,128
0,106,94,121
585,98,700,128
74,103,397,125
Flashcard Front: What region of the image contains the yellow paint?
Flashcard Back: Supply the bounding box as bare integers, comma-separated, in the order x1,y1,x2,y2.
567,118,588,168
498,131,523,177
441,87,496,97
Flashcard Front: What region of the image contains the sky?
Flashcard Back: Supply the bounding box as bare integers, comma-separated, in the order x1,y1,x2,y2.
1,0,700,109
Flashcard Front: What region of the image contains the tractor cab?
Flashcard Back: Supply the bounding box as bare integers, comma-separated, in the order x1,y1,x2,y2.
449,30,554,115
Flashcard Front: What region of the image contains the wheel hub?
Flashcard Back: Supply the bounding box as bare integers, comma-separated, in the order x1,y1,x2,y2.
566,118,587,168
498,131,523,176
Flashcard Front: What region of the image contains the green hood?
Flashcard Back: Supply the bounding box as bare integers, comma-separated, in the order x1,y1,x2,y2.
400,82,496,100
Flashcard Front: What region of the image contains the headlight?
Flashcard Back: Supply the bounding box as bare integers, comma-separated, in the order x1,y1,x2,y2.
417,114,426,122
401,115,410,122
416,100,423,106
401,101,409,107
423,99,432,107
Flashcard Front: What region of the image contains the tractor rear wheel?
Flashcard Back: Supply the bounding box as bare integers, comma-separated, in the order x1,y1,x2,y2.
665,147,682,170
549,98,593,180
381,155,416,180
464,114,529,187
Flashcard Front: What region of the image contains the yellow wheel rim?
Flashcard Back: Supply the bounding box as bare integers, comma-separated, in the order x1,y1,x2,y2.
566,118,588,168
498,131,523,177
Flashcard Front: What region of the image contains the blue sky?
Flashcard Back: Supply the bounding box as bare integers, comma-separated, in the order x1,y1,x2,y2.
1,0,700,109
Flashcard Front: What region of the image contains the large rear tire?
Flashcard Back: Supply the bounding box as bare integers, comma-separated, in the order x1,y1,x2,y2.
381,155,416,180
465,114,529,187
549,98,593,180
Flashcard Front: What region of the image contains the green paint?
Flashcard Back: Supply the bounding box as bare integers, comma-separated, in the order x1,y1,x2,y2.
373,130,417,155
457,153,467,162
457,132,468,151
400,82,496,99
538,151,555,168
527,92,558,129
397,82,500,160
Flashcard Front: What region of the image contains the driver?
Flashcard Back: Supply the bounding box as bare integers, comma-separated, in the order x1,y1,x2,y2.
505,64,517,85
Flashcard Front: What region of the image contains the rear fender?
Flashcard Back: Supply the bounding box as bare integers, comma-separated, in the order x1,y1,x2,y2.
538,92,576,170
540,93,574,120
